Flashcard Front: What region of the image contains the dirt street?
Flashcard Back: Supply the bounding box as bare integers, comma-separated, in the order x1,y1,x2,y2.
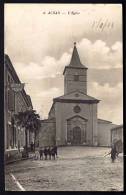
5,146,123,191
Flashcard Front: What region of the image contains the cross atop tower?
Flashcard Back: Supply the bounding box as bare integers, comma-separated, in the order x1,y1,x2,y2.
74,42,76,46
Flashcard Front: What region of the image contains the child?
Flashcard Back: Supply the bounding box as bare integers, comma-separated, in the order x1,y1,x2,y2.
34,150,39,160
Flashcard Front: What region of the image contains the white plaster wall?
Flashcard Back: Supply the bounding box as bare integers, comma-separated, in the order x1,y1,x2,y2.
48,105,55,119
55,102,98,146
39,120,56,147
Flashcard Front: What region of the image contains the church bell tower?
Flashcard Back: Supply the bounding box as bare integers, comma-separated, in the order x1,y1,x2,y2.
63,42,88,95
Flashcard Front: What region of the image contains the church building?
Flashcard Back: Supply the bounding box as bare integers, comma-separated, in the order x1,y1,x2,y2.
39,43,117,147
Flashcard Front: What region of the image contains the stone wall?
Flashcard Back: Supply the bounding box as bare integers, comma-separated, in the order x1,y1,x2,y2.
64,68,87,95
39,119,56,147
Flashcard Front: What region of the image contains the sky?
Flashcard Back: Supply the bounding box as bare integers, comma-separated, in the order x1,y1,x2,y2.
5,4,123,124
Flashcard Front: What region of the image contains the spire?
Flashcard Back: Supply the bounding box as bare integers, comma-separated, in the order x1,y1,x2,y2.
69,42,87,68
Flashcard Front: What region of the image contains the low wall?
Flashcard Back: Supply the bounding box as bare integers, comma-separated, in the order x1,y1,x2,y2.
5,148,24,164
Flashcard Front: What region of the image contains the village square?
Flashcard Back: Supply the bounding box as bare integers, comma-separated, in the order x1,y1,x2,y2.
5,42,123,191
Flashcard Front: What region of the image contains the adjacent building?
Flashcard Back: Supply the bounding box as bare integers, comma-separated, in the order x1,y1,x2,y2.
111,124,123,144
4,54,33,163
97,119,117,147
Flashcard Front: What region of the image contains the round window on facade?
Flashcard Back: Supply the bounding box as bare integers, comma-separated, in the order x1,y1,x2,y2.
73,105,81,113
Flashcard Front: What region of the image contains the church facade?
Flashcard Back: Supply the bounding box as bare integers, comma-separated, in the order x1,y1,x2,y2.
39,43,117,147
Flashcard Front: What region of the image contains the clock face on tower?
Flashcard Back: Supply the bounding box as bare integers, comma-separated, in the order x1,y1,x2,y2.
73,105,81,113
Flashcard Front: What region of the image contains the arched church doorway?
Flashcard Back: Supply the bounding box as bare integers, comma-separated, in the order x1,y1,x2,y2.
72,126,81,145
67,115,87,145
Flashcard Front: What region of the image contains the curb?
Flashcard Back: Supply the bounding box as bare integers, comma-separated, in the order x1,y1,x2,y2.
6,157,33,165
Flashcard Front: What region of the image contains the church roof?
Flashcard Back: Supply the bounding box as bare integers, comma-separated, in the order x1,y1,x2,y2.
111,124,123,130
69,42,87,68
63,42,87,75
53,90,100,103
98,118,112,124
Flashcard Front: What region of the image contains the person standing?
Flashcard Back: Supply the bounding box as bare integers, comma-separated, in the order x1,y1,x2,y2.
39,147,44,160
54,145,58,157
48,146,51,160
44,147,48,160
104,145,117,163
30,142,34,152
35,149,39,160
111,146,117,163
51,147,56,160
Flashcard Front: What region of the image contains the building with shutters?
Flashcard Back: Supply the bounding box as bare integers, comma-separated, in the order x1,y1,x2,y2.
39,43,119,147
4,54,33,163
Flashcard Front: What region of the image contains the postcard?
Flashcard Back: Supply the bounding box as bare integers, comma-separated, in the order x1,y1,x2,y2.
4,3,123,191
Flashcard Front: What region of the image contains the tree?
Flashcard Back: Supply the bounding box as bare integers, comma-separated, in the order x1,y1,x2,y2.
15,110,41,156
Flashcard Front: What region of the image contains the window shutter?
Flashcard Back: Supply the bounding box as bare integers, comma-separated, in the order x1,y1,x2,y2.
8,90,15,111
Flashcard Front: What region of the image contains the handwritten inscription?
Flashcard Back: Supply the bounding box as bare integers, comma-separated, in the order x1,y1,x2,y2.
92,18,114,31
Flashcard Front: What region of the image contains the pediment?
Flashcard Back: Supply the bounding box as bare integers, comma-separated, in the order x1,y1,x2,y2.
67,115,88,121
54,90,100,102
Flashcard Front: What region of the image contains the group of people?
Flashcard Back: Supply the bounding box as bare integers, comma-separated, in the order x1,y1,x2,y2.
34,146,58,160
